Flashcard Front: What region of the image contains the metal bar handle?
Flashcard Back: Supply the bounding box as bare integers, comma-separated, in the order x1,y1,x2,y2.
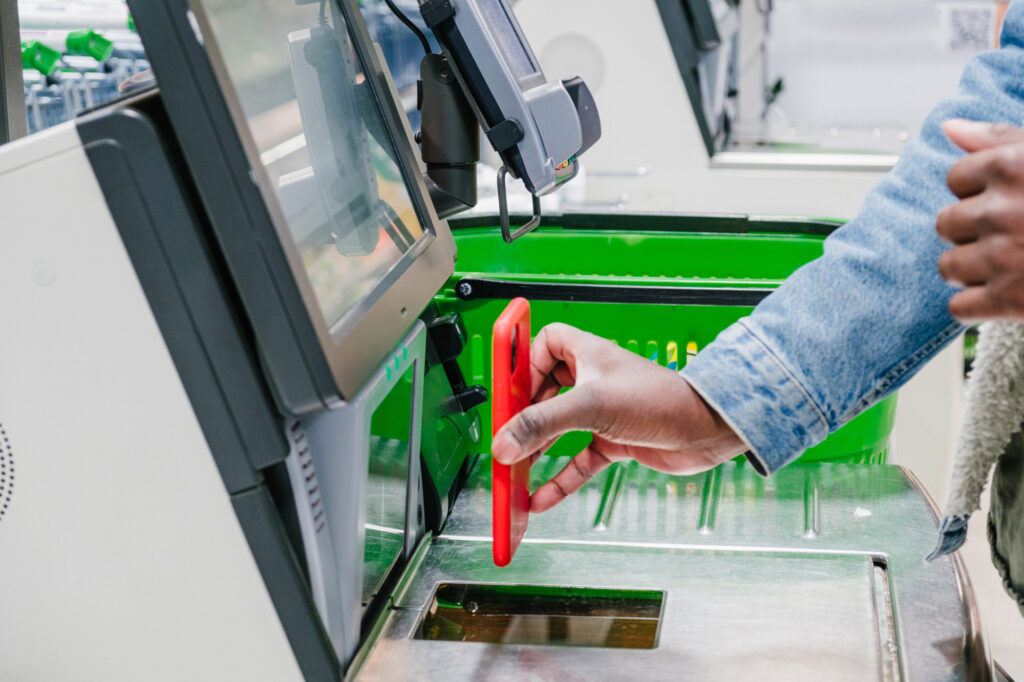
454,277,775,307
497,165,541,243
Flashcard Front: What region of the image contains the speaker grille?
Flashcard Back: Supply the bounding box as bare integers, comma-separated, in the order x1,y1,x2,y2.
0,423,13,521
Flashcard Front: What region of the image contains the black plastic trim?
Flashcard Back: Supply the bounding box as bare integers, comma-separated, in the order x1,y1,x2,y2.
562,76,600,156
684,0,722,50
233,485,342,681
449,211,841,237
79,98,338,682
420,52,480,218
455,277,773,307
0,0,25,143
655,0,714,156
126,0,334,415
486,119,525,152
420,0,455,28
128,0,453,411
77,98,286,491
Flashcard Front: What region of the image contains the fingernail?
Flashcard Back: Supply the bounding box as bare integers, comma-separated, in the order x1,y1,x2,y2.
944,119,989,136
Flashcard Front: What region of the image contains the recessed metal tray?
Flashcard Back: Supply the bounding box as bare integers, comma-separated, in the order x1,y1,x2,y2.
355,461,989,681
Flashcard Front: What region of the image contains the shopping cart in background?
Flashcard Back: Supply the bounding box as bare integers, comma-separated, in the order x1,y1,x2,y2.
19,0,441,138
19,0,149,135
23,49,150,134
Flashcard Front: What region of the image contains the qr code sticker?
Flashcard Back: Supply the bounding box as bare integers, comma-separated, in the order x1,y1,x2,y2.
943,4,995,51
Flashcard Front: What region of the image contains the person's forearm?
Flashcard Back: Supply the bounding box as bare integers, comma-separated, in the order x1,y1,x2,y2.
684,4,1024,473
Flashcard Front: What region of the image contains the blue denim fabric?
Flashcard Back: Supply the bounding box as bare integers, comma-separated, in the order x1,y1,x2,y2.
927,514,971,561
682,2,1024,474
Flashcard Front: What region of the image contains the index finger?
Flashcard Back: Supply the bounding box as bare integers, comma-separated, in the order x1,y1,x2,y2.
492,387,594,465
529,323,589,399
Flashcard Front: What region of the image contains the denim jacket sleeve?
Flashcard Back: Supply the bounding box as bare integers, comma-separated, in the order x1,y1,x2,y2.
681,2,1024,475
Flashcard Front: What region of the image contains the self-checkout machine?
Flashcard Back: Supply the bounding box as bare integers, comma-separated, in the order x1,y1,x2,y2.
509,0,997,214
503,0,892,216
0,0,994,681
0,0,466,677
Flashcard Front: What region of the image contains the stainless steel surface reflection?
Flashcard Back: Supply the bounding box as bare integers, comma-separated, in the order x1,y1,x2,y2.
355,460,990,681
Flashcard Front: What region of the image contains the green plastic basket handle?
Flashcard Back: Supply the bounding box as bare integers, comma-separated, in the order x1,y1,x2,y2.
21,41,60,75
66,30,114,61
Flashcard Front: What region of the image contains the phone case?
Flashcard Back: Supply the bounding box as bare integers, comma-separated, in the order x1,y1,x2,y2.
492,297,532,567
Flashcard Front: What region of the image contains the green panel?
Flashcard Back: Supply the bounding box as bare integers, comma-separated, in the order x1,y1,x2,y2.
445,228,826,287
435,219,896,465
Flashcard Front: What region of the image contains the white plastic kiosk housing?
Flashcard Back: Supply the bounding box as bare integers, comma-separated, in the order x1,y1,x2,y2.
0,0,473,678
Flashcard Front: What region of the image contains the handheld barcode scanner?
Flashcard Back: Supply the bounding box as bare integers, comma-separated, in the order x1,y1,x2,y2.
418,0,601,242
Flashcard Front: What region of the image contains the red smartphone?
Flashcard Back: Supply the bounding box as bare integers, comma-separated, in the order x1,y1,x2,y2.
492,297,532,567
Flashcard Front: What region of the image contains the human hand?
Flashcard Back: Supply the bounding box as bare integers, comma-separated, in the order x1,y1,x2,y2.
937,119,1024,321
490,323,746,513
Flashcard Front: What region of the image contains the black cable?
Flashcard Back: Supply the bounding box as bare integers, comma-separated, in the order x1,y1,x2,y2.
383,0,432,56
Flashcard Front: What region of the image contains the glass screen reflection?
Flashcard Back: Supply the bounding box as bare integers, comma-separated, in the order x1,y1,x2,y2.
196,0,425,330
362,368,415,605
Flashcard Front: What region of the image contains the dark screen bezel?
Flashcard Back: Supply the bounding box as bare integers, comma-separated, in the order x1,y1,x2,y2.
128,0,455,413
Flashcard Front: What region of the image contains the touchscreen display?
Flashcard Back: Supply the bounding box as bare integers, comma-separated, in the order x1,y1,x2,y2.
476,0,540,80
194,0,426,331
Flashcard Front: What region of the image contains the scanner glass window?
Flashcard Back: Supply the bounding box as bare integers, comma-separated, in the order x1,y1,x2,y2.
198,0,426,331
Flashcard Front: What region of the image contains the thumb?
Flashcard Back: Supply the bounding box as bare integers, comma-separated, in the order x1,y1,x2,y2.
492,388,593,465
944,119,1024,153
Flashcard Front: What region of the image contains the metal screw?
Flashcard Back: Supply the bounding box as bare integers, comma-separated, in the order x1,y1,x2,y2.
457,281,472,298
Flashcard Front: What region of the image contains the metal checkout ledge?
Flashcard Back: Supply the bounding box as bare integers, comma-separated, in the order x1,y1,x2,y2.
0,0,994,680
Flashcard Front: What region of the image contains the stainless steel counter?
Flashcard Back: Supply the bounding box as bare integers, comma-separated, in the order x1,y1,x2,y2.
354,459,989,681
